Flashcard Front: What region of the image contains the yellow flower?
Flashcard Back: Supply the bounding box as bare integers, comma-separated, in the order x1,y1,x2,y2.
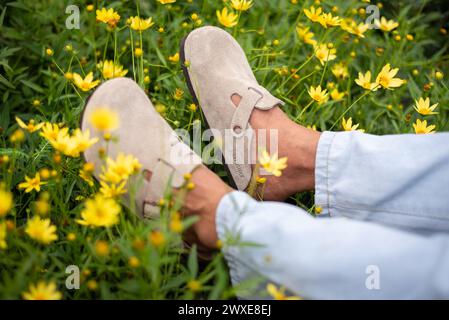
187,182,195,190
256,176,267,184
32,99,42,107
0,155,9,165
216,7,238,28
342,117,364,132
170,212,184,233
188,103,197,112
331,63,349,79
80,164,95,186
134,48,143,57
99,181,127,198
149,230,166,247
414,97,438,115
314,43,337,65
100,153,142,184
173,88,184,100
18,173,46,193
231,0,253,11
266,283,301,300
355,71,379,91
89,107,119,132
308,85,328,103
413,119,436,134
128,256,140,268
375,17,399,32
375,64,404,89
77,195,121,228
259,150,288,177
46,48,54,57
157,0,176,4
0,222,7,249
66,129,98,158
128,16,154,32
304,6,323,23
319,13,341,28
187,280,202,292
94,240,110,257
34,196,50,216
348,22,369,38
59,129,98,158
86,4,94,12
97,60,128,79
87,280,98,291
73,72,100,92
40,123,68,143
39,168,50,180
96,8,120,28
132,238,145,250
5,220,14,231
330,88,344,101
78,161,93,180
9,129,25,143
15,117,44,133
168,53,180,63
25,216,58,245
0,189,13,218
22,281,62,300
44,128,70,155
67,232,76,241
104,132,112,141
296,25,317,46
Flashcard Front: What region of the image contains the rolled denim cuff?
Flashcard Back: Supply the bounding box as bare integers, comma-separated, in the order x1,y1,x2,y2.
216,191,256,287
314,131,337,218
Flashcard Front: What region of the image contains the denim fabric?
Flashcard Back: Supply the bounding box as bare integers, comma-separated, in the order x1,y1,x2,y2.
216,132,449,299
315,131,449,233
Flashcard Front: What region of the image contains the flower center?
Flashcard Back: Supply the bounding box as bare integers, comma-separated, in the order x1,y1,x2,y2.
378,75,389,87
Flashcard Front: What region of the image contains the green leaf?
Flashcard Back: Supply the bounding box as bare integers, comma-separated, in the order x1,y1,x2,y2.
0,7,6,29
0,74,15,89
187,245,198,278
20,80,44,93
0,148,30,160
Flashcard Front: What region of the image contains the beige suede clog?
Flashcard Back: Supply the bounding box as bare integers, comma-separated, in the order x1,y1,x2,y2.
80,78,202,219
180,26,284,190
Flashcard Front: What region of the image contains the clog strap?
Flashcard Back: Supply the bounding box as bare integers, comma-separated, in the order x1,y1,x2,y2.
142,135,202,219
227,87,283,190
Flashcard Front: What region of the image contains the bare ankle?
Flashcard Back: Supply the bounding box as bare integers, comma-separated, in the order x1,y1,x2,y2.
230,94,320,199
250,107,320,200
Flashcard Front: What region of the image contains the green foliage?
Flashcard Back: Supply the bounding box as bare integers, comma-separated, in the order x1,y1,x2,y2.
0,0,448,299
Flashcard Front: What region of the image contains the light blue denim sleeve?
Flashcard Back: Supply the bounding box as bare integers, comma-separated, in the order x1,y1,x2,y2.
216,191,449,299
315,131,449,233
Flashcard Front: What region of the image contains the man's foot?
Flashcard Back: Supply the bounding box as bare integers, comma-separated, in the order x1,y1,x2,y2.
231,95,321,201
182,165,233,250
145,164,231,252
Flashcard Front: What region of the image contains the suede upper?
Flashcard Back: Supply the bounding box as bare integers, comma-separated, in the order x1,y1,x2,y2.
182,26,284,190
81,78,202,219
